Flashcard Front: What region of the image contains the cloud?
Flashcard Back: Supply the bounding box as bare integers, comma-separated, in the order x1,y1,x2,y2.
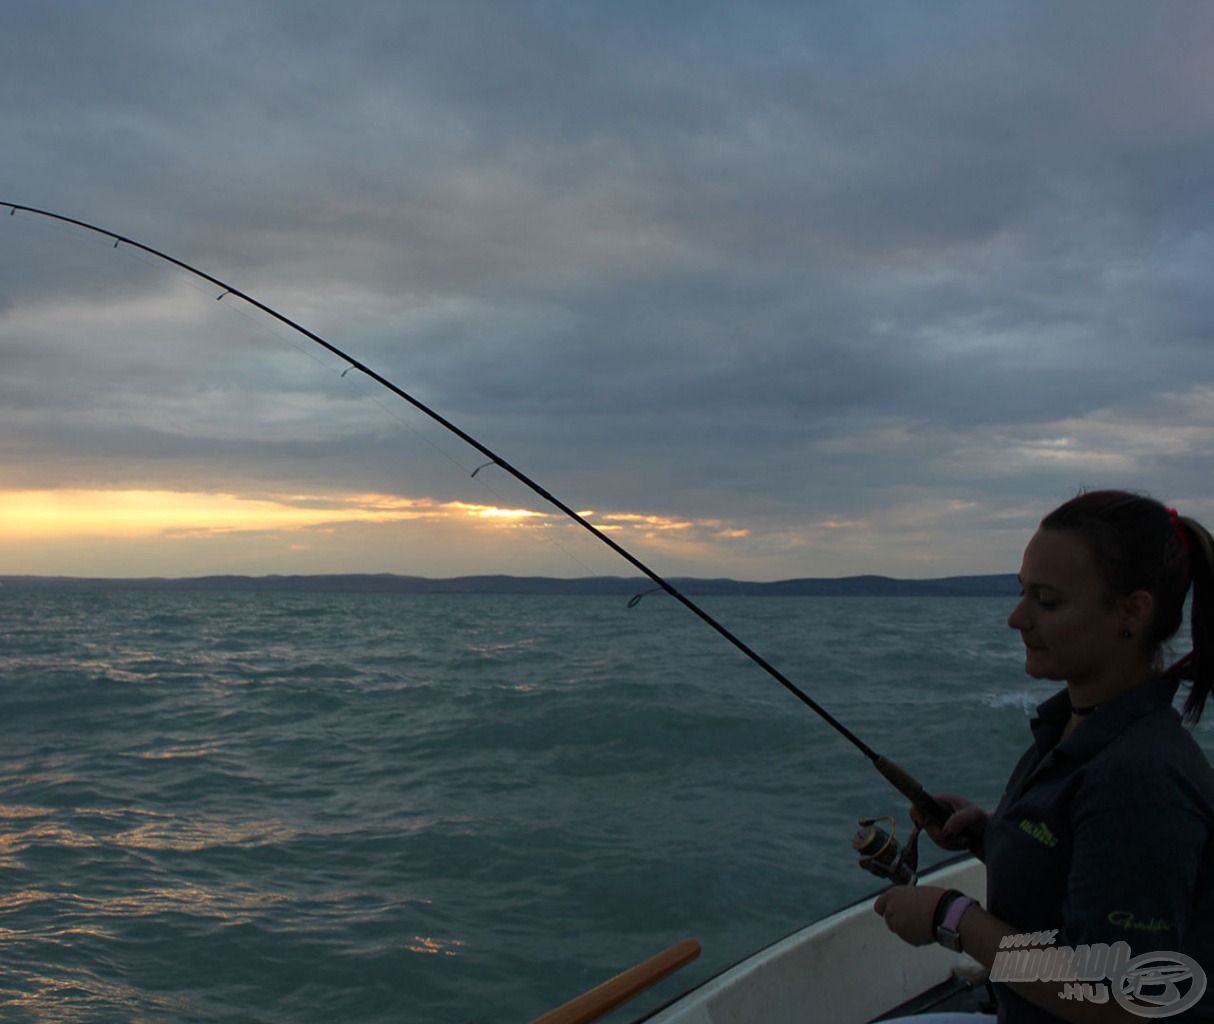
3,2,1214,578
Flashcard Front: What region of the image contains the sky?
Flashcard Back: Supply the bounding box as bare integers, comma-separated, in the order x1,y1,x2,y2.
2,1,1214,581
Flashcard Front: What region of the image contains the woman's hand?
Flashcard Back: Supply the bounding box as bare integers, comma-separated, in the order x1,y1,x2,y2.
873,884,945,946
910,793,988,852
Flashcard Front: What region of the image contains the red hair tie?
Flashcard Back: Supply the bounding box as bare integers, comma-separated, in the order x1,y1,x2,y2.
1167,507,1191,557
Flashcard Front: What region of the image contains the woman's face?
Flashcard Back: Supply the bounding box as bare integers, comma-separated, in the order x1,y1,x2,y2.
1007,528,1139,690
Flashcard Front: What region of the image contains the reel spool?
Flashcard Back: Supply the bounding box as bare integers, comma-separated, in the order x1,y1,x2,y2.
852,815,919,886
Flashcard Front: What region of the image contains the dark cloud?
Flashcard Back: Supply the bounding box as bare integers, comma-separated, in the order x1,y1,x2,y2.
3,1,1214,575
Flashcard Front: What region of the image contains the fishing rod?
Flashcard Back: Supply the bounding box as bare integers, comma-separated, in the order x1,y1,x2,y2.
3,201,953,835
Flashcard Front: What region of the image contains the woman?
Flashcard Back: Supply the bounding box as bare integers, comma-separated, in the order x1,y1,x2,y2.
875,490,1214,1023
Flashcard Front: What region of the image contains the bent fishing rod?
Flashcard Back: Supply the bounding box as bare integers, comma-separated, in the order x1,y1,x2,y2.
4,201,951,829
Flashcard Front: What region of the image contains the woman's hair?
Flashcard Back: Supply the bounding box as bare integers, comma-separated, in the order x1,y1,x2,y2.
1041,489,1214,723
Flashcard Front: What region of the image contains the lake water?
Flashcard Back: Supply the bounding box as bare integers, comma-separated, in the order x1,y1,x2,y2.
2,588,1208,1023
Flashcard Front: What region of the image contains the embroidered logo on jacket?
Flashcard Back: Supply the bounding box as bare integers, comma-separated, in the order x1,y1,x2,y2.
1018,818,1060,847
1108,910,1172,933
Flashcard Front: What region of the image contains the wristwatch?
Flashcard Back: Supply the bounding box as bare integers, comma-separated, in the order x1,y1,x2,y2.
935,893,977,952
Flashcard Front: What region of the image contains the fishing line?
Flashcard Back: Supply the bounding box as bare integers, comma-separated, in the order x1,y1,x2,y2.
112,219,616,583
42,206,606,578
2,201,952,826
203,287,613,581
117,236,456,456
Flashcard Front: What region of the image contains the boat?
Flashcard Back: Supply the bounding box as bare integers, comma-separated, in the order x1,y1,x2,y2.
528,856,989,1024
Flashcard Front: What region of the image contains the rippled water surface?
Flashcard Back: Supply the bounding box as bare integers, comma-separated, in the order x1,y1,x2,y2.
2,589,1208,1023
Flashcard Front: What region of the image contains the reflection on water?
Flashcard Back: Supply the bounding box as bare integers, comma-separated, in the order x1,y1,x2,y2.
404,935,467,957
5,591,1205,1023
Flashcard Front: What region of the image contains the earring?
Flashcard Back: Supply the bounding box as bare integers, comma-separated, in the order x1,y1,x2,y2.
1119,629,1133,639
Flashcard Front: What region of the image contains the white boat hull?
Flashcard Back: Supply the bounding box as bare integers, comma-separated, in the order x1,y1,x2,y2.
637,857,987,1024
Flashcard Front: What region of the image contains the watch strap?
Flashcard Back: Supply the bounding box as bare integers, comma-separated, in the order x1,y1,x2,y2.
935,894,977,951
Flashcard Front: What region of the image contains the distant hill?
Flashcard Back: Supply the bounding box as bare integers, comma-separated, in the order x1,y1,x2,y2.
0,573,1019,597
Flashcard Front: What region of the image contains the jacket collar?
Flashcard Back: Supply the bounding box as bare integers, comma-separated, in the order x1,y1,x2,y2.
1030,676,1181,764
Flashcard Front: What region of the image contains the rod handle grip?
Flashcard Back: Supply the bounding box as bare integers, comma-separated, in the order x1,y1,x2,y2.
873,756,951,829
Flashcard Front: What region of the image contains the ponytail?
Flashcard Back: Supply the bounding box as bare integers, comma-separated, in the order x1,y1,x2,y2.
1169,517,1214,724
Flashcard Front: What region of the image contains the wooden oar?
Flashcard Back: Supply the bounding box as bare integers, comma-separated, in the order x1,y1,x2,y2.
527,938,701,1024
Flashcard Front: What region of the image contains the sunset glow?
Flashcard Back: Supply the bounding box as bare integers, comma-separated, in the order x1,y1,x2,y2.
0,488,556,540
0,487,752,565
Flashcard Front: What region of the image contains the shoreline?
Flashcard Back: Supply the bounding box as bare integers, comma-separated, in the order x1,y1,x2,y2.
0,572,1018,597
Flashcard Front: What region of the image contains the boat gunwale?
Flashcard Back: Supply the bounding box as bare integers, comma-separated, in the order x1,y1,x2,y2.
629,853,985,1023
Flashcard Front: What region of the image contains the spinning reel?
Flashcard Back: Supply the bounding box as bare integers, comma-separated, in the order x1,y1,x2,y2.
852,814,921,886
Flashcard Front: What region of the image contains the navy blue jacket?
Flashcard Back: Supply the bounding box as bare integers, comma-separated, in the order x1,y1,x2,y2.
985,678,1214,1022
